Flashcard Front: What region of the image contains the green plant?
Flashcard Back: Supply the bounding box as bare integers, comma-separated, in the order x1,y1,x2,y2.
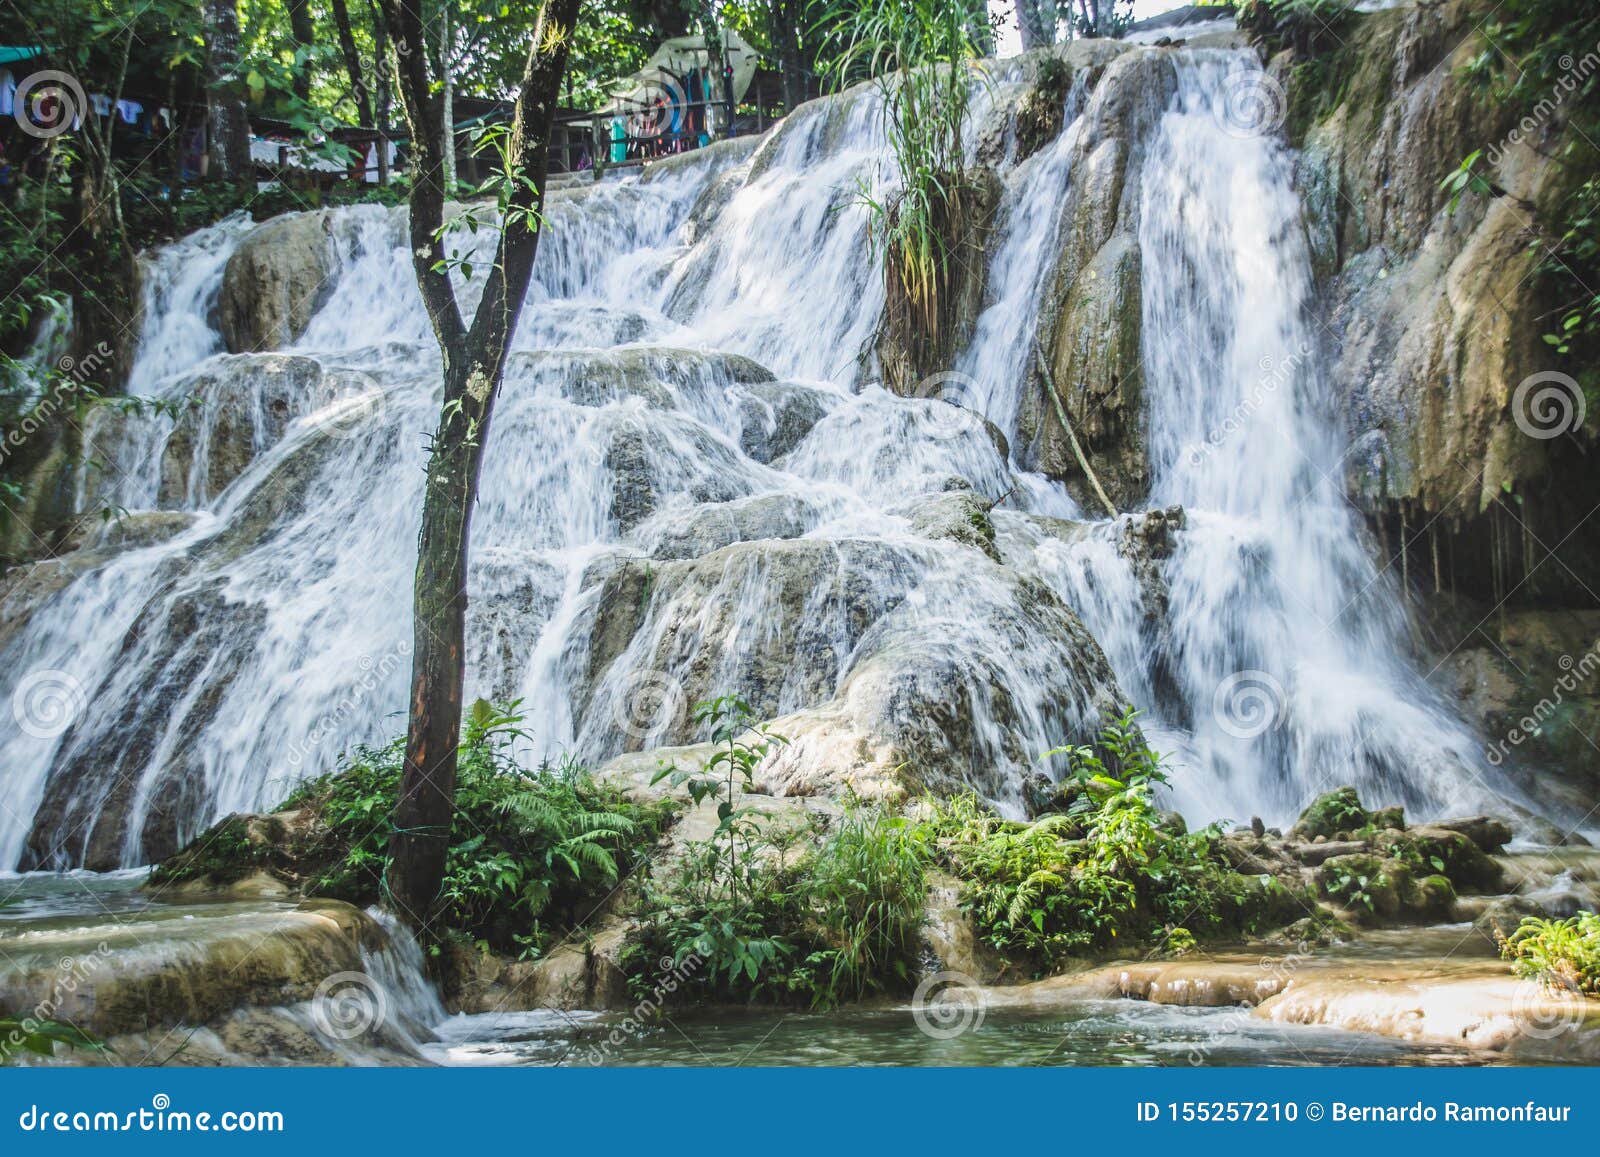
279,699,669,955
932,709,1299,972
624,799,929,1009
652,694,786,905
1500,911,1600,995
0,1011,102,1064
815,0,986,335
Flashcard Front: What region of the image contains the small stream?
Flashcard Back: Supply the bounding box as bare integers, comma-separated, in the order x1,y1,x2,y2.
4,862,1587,1068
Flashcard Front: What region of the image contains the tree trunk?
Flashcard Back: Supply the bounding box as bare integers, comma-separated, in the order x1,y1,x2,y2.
1017,0,1056,50
288,0,317,101
331,0,373,126
369,0,392,182
773,0,807,111
204,0,252,182
440,4,456,189
381,0,580,935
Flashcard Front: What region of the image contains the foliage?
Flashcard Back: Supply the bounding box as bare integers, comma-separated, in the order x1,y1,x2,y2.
932,710,1298,972
278,700,670,955
1452,0,1600,365
814,0,986,332
651,694,787,905
1500,911,1600,995
1237,0,1357,58
625,798,929,1008
0,1011,103,1063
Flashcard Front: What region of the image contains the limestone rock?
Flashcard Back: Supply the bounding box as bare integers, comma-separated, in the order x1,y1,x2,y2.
219,211,336,353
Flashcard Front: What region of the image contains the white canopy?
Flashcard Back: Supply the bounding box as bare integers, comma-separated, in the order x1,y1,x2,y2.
605,30,757,115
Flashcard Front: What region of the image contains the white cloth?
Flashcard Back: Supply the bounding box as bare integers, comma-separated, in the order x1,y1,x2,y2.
0,70,15,118
115,98,142,124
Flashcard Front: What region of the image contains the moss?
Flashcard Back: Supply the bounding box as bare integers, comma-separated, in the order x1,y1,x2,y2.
148,815,285,887
1290,786,1370,841
1015,56,1073,161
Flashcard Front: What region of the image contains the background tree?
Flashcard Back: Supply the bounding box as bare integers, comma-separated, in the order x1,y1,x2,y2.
379,0,582,932
204,0,253,181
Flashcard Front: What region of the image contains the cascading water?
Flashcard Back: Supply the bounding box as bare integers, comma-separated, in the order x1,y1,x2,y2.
0,43,1515,874
1042,52,1505,823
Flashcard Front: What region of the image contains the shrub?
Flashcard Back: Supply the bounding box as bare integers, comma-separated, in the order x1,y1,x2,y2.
933,709,1301,972
1501,912,1600,995
624,799,929,1009
279,699,670,956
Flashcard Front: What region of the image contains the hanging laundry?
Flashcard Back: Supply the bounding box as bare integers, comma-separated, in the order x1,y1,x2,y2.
90,92,112,117
114,98,143,125
0,69,16,118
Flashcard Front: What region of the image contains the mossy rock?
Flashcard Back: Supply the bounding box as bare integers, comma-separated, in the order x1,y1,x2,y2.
1315,852,1402,921
1377,825,1503,892
1290,786,1370,841
1400,873,1457,921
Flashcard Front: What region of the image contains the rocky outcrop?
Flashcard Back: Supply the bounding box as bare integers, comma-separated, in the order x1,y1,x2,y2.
577,535,1127,811
218,211,336,353
1019,48,1178,510
1282,1,1599,606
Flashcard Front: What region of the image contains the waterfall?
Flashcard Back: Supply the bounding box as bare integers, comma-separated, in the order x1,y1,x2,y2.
0,44,1513,871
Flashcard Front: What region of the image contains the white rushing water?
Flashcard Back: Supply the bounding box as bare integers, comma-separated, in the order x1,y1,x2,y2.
0,46,1512,871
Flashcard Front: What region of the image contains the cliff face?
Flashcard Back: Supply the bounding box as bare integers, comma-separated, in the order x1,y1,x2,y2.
1284,1,1598,608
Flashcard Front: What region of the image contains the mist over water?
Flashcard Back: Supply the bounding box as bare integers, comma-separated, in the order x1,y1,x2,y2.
0,47,1507,871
